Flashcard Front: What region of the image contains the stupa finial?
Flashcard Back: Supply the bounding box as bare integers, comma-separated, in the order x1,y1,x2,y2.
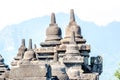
34,44,37,49
51,13,56,24
21,39,25,46
28,39,32,50
70,9,75,23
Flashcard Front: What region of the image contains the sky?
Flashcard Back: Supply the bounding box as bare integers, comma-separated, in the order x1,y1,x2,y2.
0,0,120,80
0,0,120,31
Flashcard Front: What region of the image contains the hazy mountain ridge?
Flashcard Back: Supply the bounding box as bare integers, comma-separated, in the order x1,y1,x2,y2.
0,13,120,80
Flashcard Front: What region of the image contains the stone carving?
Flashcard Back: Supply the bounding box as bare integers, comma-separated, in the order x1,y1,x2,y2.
15,39,27,60
41,13,62,47
0,54,9,80
66,9,82,38
11,39,27,66
23,39,36,61
34,44,37,49
0,9,103,80
67,66,83,79
51,62,69,80
65,32,80,56
91,56,103,75
53,50,58,62
9,63,51,80
61,9,86,44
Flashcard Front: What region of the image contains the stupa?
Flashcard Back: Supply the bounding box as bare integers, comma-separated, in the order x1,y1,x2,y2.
0,9,103,80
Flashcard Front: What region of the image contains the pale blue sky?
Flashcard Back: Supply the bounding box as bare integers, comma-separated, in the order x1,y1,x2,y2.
0,0,120,30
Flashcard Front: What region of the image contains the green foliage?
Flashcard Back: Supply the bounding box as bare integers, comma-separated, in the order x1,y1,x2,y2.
115,65,120,80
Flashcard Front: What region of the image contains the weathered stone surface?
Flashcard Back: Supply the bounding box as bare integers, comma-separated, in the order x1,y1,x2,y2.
9,60,51,80
51,62,69,80
23,39,36,61
0,9,103,80
46,13,62,41
63,56,84,63
80,73,99,80
67,66,83,79
91,56,103,75
41,13,62,47
0,54,9,80
14,39,27,60
65,9,82,38
8,77,47,80
9,65,45,78
61,9,87,45
11,39,27,66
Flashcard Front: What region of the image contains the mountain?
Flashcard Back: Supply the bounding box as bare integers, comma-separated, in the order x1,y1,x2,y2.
0,13,120,80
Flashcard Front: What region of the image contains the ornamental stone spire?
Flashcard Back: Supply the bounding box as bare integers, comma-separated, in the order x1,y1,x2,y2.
23,39,36,61
34,44,37,49
61,9,86,44
45,13,61,42
22,39,25,47
65,31,80,56
51,13,56,24
70,9,75,23
40,13,62,47
28,39,32,50
0,54,9,76
14,39,27,60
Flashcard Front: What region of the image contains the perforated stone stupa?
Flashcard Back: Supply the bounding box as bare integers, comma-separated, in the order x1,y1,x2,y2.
0,9,103,80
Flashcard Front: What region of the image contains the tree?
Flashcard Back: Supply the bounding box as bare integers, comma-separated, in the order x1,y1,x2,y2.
115,64,120,80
